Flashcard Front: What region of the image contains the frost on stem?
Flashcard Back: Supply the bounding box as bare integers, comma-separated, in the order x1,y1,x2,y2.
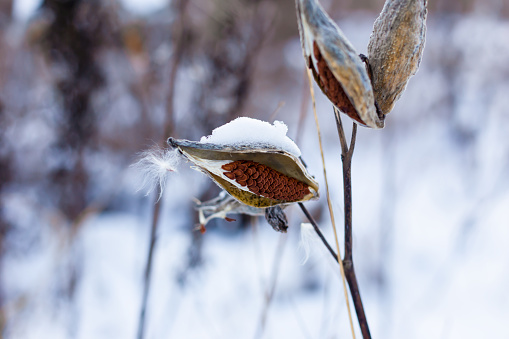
132,146,180,199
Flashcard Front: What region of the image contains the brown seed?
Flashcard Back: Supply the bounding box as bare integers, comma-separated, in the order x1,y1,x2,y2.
249,186,259,194
313,42,365,126
218,160,311,202
224,172,235,180
222,163,235,171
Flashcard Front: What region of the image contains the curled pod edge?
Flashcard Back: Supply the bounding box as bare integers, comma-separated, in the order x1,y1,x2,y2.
296,0,384,129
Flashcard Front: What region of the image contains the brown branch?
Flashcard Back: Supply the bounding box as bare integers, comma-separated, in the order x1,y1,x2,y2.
334,107,371,339
163,0,189,139
137,1,190,339
254,234,288,339
298,203,338,262
137,189,162,339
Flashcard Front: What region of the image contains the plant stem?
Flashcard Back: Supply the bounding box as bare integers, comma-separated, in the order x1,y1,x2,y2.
137,1,189,338
334,108,371,339
254,233,288,339
137,189,162,339
298,203,338,262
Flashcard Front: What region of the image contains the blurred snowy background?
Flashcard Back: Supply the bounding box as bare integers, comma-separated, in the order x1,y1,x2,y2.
1,0,509,338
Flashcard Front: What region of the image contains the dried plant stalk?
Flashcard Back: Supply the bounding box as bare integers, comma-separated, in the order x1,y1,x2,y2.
368,0,427,115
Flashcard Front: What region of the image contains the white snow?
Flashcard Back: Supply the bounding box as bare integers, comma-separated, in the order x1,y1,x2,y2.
199,117,302,157
13,0,42,21
119,0,168,16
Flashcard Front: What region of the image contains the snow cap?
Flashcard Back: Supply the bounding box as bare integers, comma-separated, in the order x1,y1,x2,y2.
199,117,301,157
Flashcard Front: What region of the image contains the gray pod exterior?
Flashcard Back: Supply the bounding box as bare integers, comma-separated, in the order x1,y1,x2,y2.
368,0,427,115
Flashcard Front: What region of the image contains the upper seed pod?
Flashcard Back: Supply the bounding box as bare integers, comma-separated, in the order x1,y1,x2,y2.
368,0,427,115
296,0,384,129
167,138,319,208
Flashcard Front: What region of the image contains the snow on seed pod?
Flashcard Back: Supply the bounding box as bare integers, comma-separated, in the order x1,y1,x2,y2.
296,0,384,129
167,118,319,208
368,0,427,115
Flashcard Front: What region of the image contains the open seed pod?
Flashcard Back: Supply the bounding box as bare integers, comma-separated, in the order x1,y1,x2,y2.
296,0,384,129
368,0,427,115
168,137,319,208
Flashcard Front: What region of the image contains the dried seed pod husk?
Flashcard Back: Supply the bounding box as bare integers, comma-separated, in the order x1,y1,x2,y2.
265,205,288,233
296,0,384,129
195,191,263,229
168,137,319,208
196,191,265,218
368,0,427,115
196,191,288,233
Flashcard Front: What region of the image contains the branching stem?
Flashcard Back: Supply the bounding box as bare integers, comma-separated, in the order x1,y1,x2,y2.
300,108,371,339
334,107,371,339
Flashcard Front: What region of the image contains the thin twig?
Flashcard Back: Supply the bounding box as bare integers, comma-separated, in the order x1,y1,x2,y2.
334,108,371,339
305,68,356,339
298,203,337,262
268,101,285,123
137,188,162,339
295,69,311,145
137,1,189,338
254,234,288,339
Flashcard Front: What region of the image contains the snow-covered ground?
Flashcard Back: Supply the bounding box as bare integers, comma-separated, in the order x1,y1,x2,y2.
2,9,509,339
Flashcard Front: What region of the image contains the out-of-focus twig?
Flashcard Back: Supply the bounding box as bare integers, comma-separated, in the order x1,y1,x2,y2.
298,203,337,261
295,69,311,145
253,233,288,339
137,1,190,339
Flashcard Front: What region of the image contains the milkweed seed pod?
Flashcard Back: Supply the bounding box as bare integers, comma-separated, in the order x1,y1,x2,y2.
167,138,319,208
296,0,384,129
368,0,427,115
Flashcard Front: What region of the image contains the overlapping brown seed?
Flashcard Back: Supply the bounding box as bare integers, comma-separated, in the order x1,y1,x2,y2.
221,160,311,202
312,42,365,125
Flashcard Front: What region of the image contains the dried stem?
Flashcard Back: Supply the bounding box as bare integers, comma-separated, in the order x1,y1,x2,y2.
137,1,189,339
334,107,371,339
306,68,356,338
254,234,288,339
137,189,162,339
298,203,338,262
